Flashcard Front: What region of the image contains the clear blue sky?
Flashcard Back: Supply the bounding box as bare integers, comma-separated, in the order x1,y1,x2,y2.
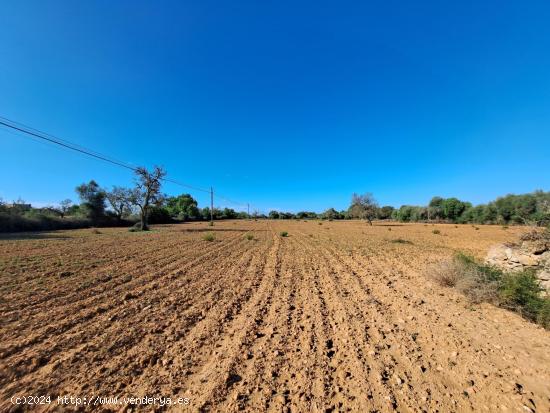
1,1,549,213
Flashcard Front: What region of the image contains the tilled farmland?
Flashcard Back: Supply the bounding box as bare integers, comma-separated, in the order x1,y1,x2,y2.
1,221,549,412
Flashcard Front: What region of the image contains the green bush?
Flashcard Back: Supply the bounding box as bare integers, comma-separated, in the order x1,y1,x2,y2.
432,229,441,234
203,233,215,242
0,212,92,232
431,253,550,329
280,231,288,237
245,233,254,240
500,271,544,322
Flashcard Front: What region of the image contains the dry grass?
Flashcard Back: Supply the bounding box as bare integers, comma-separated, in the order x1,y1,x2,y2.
430,253,549,328
203,232,216,242
429,254,501,304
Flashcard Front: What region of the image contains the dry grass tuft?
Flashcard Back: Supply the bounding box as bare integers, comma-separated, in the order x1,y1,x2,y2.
429,254,501,303
203,233,216,242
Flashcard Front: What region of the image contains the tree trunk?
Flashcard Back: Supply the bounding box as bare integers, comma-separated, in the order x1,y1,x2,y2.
140,207,148,231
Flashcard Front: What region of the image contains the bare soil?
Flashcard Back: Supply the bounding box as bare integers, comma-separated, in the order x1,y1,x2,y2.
1,221,549,412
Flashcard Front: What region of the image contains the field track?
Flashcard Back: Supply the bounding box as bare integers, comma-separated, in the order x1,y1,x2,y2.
1,220,549,412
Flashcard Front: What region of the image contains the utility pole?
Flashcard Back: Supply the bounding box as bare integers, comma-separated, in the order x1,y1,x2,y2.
247,203,250,219
210,187,214,226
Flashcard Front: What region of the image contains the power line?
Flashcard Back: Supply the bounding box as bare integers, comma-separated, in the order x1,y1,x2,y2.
0,116,249,206
0,119,136,172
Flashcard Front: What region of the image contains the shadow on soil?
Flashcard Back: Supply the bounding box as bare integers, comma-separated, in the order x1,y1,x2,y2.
0,232,72,241
181,228,267,233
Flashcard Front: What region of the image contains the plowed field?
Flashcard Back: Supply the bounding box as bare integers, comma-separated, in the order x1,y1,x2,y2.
1,221,549,412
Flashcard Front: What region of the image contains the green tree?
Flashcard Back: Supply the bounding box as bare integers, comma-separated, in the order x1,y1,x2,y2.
428,196,444,220
127,166,166,231
442,198,469,222
222,208,238,219
268,210,280,219
395,205,416,222
377,205,395,220
75,180,106,221
322,208,341,220
59,199,73,218
166,194,200,220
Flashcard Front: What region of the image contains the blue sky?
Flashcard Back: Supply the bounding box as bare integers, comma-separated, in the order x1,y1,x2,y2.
1,1,549,213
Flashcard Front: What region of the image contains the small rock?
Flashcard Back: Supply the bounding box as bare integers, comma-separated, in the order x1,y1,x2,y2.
517,254,538,266
463,386,476,397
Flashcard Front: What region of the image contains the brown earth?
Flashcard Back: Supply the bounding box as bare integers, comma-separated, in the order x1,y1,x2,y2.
0,221,549,412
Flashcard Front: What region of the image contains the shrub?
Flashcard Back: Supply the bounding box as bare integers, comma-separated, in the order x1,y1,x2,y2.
430,253,550,328
536,300,550,329
245,233,254,241
432,229,441,234
0,212,92,232
499,270,543,322
203,233,215,242
147,206,172,224
280,231,288,237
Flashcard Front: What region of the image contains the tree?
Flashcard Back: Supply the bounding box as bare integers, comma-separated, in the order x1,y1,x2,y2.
377,205,395,220
296,211,317,219
105,187,132,221
442,198,469,222
268,210,280,219
428,196,444,220
76,180,106,221
222,208,238,219
349,193,378,225
394,205,416,222
59,199,73,218
322,208,341,220
127,166,166,231
166,194,200,220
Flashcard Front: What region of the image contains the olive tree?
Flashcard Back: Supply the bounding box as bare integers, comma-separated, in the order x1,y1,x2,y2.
106,186,132,221
59,199,73,218
349,193,378,225
75,180,106,221
127,166,166,231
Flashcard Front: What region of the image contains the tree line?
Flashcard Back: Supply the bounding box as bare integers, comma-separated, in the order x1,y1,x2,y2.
1,166,549,233
391,191,550,225
267,191,550,226
0,166,247,232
